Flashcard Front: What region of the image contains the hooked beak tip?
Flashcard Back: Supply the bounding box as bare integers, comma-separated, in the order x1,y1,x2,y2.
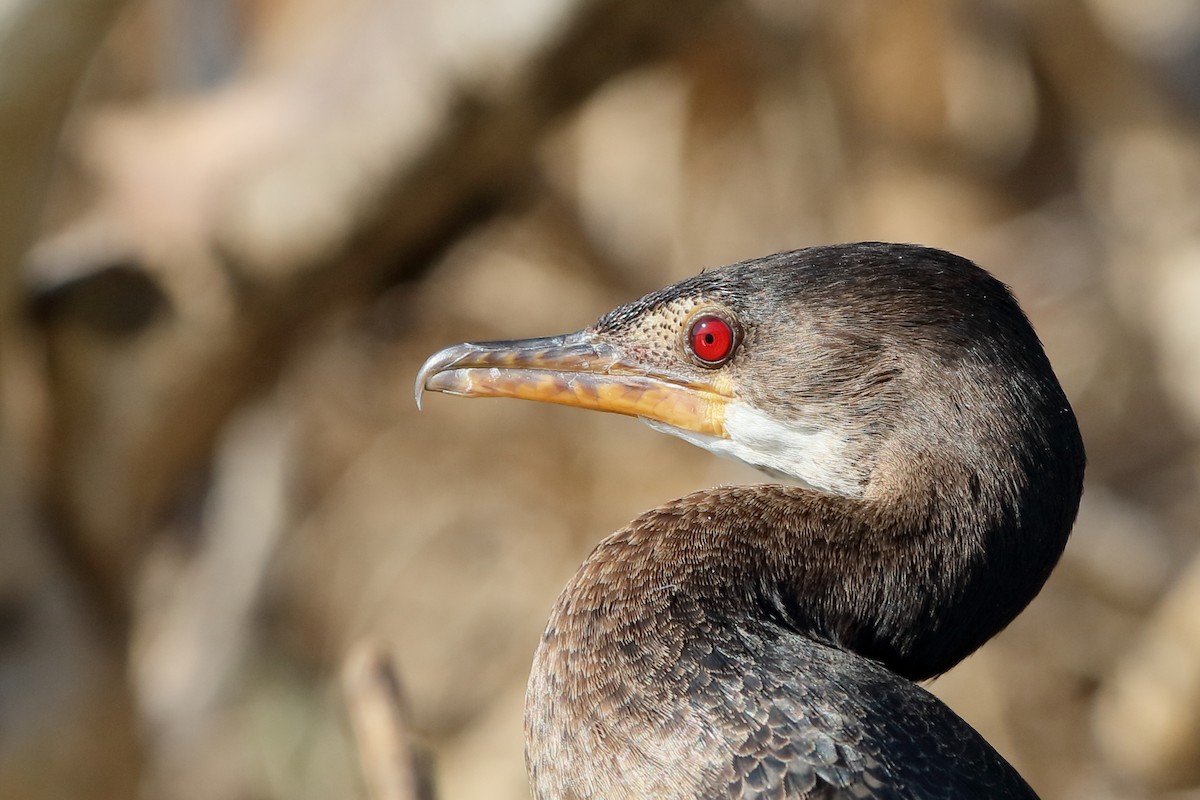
414,342,474,411
414,362,428,411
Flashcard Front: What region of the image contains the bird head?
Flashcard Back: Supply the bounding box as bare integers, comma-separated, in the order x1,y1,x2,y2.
417,243,1081,511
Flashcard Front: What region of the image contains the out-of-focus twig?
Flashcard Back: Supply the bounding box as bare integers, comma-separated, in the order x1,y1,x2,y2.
0,0,127,284
342,640,429,800
132,398,291,761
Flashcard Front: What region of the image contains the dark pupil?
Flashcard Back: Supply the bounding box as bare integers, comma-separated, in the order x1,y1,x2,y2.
703,334,714,345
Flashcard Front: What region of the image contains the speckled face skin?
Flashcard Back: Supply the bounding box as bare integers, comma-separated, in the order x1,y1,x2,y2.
588,285,880,497
417,243,1085,800
598,293,713,362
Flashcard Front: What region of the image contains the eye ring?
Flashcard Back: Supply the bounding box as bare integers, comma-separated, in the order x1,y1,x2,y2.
687,312,738,367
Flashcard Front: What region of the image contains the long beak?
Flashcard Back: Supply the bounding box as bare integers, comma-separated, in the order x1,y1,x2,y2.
415,330,730,436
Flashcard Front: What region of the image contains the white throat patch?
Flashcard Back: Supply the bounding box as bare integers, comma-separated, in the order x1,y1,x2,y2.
643,401,861,497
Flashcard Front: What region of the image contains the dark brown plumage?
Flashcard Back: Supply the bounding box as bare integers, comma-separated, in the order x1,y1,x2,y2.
417,243,1085,799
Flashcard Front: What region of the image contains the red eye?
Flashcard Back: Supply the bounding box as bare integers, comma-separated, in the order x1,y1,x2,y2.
688,314,736,365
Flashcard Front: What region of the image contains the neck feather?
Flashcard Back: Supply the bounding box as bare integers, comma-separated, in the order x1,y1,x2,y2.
533,467,1077,695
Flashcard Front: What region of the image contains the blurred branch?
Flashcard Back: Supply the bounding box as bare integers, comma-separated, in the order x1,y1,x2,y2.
218,0,731,285
342,640,429,800
1020,0,1181,131
0,4,141,799
133,399,291,757
0,0,127,287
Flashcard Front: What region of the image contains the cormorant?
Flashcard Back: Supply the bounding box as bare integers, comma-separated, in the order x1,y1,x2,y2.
416,243,1085,799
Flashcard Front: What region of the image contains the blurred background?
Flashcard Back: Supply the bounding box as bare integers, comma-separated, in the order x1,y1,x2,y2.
3,0,1200,798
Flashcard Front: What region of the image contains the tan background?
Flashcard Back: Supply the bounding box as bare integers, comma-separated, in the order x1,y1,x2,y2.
2,0,1200,798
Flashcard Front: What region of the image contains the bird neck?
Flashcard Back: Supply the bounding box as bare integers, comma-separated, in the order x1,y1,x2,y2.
534,474,1074,693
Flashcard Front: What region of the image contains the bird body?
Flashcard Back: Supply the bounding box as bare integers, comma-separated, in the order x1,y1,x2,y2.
417,244,1084,799
524,486,1040,799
